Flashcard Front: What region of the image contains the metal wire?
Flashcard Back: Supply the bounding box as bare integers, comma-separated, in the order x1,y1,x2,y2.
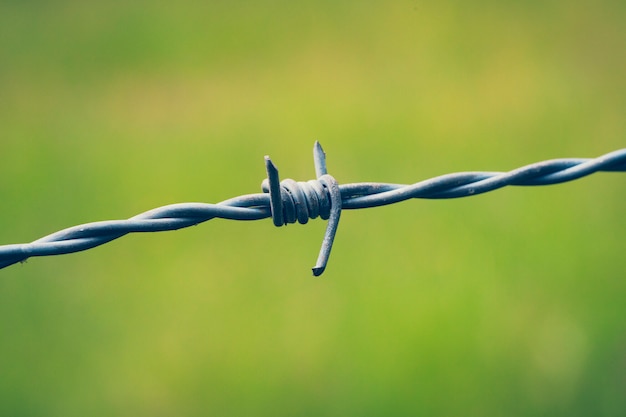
1,142,625,275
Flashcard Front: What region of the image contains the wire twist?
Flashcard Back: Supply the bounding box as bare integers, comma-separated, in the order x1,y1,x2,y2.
261,142,341,275
1,143,625,275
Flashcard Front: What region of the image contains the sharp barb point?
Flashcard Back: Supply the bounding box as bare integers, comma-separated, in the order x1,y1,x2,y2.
312,266,325,277
264,154,283,227
313,141,328,178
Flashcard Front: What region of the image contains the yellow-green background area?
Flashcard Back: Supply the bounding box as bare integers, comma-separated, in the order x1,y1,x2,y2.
1,1,625,416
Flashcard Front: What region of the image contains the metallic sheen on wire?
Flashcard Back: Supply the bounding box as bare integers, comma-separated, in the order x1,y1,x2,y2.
1,143,625,275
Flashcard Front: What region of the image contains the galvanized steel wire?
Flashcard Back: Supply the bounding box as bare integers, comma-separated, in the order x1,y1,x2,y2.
1,143,625,275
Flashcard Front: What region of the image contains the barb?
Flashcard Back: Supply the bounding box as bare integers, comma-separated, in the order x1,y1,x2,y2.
1,144,625,275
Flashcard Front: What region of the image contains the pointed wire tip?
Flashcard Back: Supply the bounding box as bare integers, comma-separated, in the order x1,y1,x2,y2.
265,156,279,175
313,140,326,157
312,266,325,277
313,141,328,178
264,154,284,227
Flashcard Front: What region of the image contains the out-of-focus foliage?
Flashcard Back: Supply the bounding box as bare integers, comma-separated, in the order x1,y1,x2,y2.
0,1,624,416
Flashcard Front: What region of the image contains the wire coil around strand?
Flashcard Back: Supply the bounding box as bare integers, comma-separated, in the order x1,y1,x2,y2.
261,178,331,225
261,142,342,276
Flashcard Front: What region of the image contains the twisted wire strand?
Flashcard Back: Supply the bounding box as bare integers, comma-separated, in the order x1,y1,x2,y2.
340,148,626,208
1,145,624,274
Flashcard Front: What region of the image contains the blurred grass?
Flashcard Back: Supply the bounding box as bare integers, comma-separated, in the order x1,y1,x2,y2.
0,1,625,416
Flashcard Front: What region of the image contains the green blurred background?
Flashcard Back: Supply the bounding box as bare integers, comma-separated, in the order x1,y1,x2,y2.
1,1,625,416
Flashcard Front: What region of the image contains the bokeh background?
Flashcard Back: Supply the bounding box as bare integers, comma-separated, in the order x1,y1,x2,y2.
1,1,625,416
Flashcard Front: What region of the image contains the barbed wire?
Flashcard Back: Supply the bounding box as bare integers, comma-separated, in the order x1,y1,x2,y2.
1,142,625,275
